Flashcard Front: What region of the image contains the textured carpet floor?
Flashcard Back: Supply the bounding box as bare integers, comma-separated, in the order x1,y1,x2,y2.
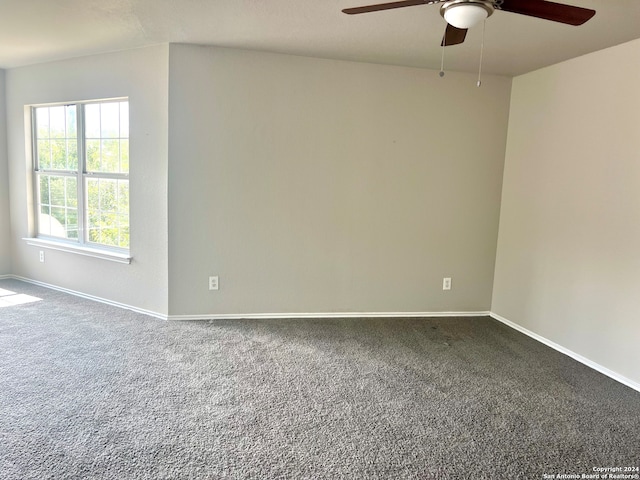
0,279,639,479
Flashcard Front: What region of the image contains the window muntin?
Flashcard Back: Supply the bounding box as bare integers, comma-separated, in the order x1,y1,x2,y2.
33,99,129,251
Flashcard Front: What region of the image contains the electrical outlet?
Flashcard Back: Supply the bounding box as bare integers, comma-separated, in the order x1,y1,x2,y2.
208,276,219,291
39,251,45,263
443,277,451,291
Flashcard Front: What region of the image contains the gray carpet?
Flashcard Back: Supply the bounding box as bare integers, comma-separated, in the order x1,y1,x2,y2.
1,278,638,480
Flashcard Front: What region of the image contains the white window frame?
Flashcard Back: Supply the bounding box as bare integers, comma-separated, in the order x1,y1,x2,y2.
27,98,132,263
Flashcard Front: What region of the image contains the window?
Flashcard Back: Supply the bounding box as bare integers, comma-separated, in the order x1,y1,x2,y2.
33,99,129,252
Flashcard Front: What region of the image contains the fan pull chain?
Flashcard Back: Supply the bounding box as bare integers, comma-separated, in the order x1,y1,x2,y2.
439,41,445,78
477,19,486,87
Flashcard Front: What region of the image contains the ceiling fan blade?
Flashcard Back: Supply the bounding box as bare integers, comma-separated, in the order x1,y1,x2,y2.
499,0,595,26
441,23,468,46
342,0,443,15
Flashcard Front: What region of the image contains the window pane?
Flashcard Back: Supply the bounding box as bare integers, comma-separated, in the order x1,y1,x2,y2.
66,209,79,239
85,104,100,139
37,140,51,169
49,176,66,206
84,101,128,175
100,102,120,138
39,206,52,236
86,139,101,172
86,142,127,173
100,212,118,247
49,106,66,139
35,105,78,172
88,227,99,244
102,140,119,173
87,178,99,210
120,102,129,138
86,178,129,249
118,217,129,249
39,176,50,206
66,177,77,208
67,140,78,170
47,175,77,209
37,174,77,241
117,181,129,211
120,139,129,173
36,108,50,138
51,140,67,169
66,106,77,137
38,203,67,238
50,206,66,232
99,179,117,211
85,140,124,174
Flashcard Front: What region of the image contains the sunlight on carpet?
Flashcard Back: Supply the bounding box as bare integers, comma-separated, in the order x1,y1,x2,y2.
0,287,42,307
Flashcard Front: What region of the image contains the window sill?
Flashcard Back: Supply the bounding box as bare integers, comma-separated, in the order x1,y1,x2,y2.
24,238,132,264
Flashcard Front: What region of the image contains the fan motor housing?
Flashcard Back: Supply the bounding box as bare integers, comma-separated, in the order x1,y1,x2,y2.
440,0,496,24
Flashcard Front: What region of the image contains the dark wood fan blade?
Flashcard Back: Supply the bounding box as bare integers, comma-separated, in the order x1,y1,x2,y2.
441,23,468,46
499,0,595,26
342,0,442,15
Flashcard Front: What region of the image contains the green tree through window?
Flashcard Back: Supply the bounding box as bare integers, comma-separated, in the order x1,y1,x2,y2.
33,100,129,250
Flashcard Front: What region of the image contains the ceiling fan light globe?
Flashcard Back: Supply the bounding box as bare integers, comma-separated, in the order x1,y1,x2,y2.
444,4,489,29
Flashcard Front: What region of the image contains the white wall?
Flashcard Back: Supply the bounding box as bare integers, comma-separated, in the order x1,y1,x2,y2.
4,39,638,388
6,46,169,315
492,39,640,386
0,70,9,275
168,45,512,316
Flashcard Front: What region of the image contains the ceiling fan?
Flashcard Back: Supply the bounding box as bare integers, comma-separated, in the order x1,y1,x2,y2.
342,0,596,47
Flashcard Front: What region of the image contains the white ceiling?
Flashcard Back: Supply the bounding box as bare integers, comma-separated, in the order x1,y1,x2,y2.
1,0,639,76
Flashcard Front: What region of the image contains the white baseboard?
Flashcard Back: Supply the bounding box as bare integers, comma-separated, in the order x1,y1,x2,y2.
169,311,491,321
8,275,168,320
490,312,640,393
3,275,489,322
0,274,12,280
